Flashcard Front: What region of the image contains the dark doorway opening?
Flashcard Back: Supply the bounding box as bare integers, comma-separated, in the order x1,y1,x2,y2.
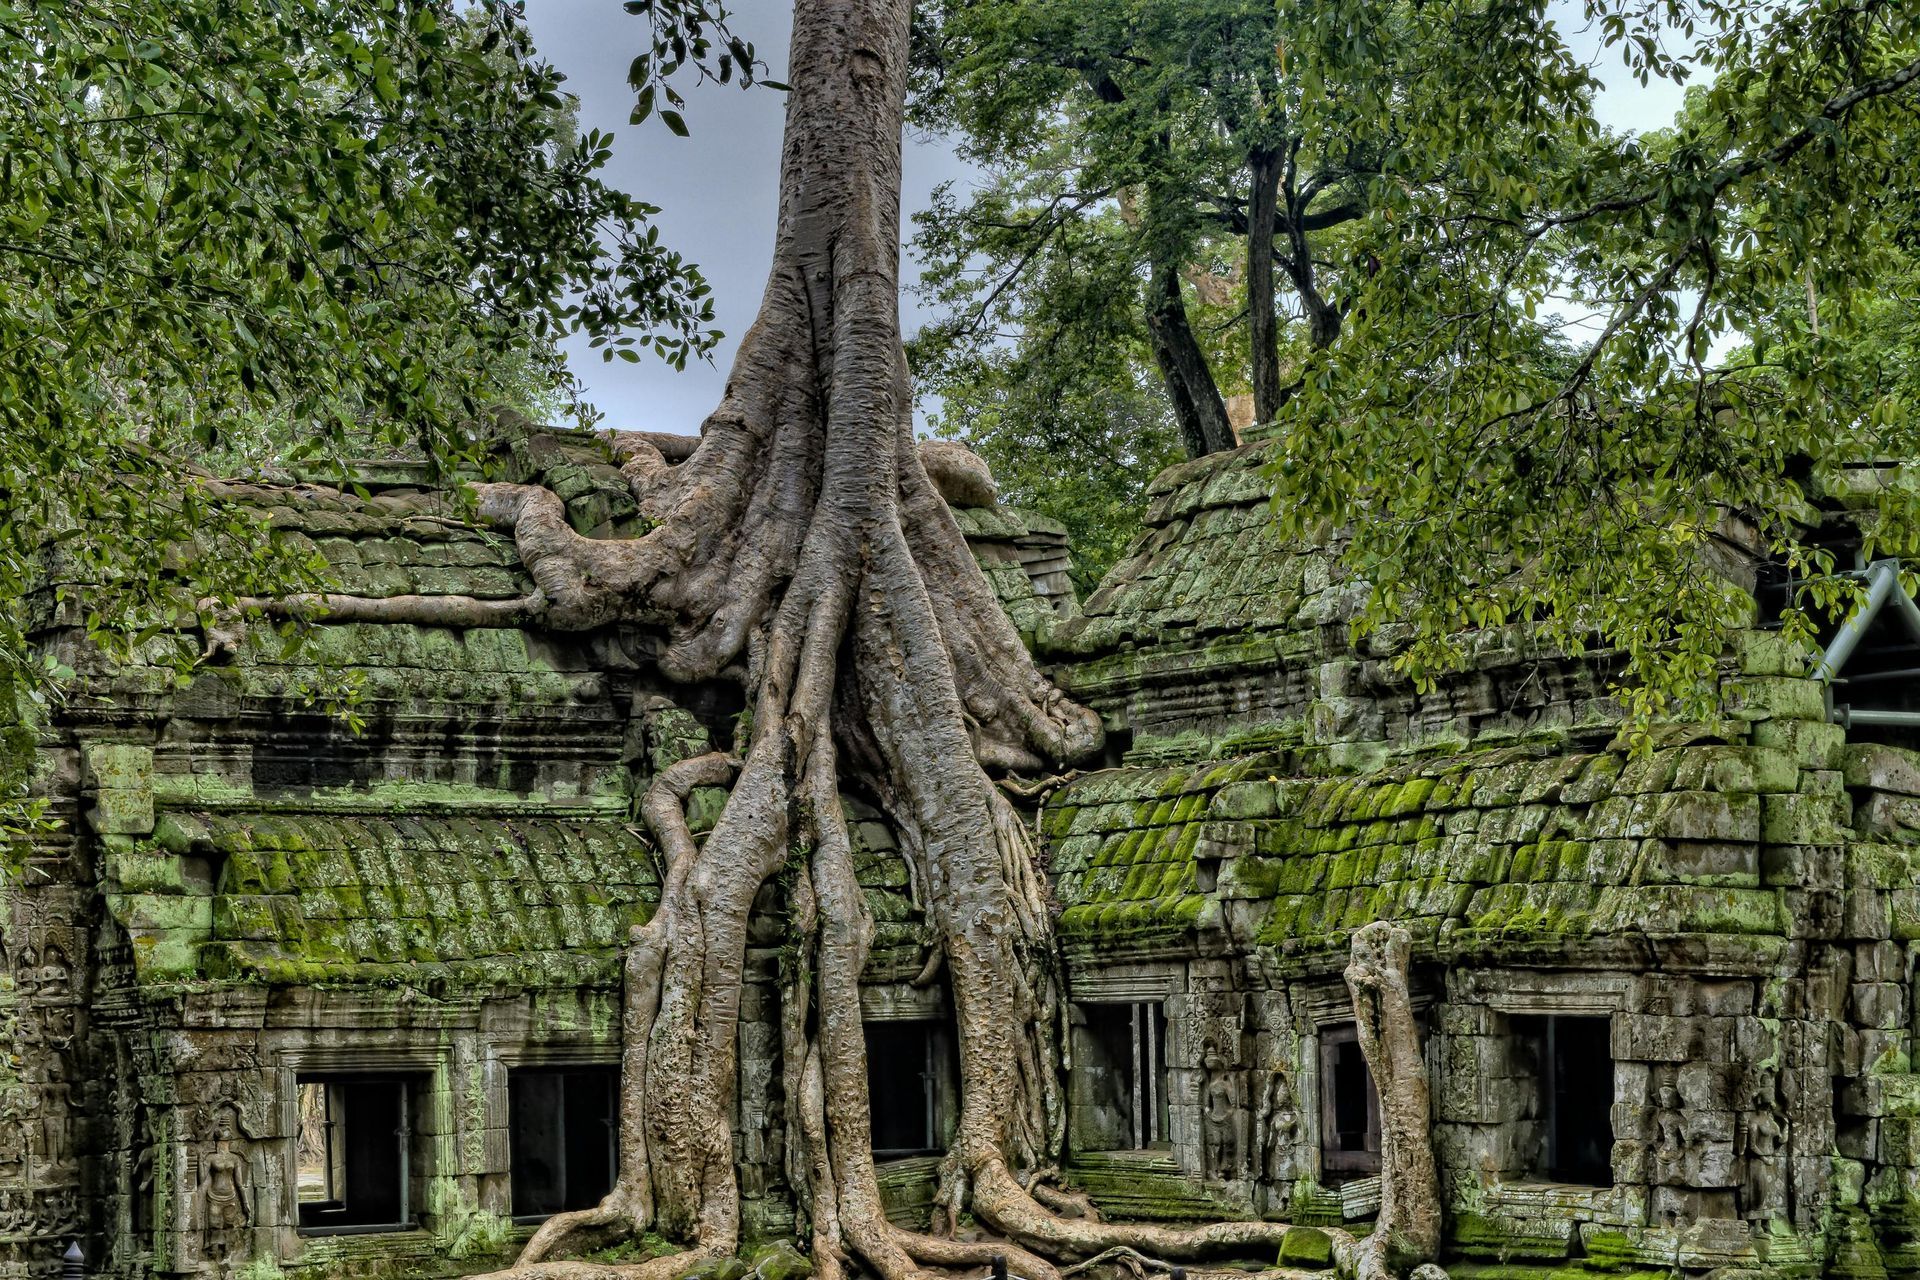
1513,1014,1615,1185
510,1066,618,1220
295,1075,417,1233
1070,1001,1169,1152
1319,1023,1381,1180
864,1020,957,1158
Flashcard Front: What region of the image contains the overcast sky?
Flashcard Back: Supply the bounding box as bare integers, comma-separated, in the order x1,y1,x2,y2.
521,0,1694,436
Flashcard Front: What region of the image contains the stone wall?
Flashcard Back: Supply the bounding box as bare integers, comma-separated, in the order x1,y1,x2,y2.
15,428,1920,1280
1033,437,1920,1276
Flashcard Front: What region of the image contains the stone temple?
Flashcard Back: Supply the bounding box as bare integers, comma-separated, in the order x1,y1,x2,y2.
7,428,1920,1280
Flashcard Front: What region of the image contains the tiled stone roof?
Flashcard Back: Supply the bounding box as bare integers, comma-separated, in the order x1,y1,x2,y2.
137,810,659,988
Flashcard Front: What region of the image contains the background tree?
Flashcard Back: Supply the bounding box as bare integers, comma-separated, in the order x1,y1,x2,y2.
908,0,1617,437
906,0,1606,568
909,201,1183,588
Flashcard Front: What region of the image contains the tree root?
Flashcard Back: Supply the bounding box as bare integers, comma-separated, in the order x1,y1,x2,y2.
462,1247,723,1280
302,4,1449,1280
1058,1245,1330,1280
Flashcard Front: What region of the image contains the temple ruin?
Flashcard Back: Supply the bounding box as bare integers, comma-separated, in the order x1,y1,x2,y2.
7,428,1920,1279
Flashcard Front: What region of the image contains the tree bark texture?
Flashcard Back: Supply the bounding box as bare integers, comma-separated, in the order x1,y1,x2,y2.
1144,257,1238,457
1246,146,1285,429
262,3,1445,1276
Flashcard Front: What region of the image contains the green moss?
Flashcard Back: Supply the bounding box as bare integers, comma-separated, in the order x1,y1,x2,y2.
1276,1227,1335,1269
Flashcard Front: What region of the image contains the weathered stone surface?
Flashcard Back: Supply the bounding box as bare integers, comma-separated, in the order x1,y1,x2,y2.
14,435,1920,1280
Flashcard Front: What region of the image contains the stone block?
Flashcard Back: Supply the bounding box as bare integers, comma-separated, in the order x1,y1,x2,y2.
1840,1118,1882,1161
1856,939,1904,981
80,741,154,792
1844,742,1920,796
1210,781,1278,821
1662,791,1764,842
1734,630,1819,677
1852,982,1907,1029
1612,1138,1648,1182
1881,898,1920,948
1676,1062,1730,1110
1615,1013,1732,1062
1856,792,1920,840
1734,1016,1779,1062
1752,718,1846,770
1276,1227,1334,1269
1763,792,1850,844
1612,1100,1652,1142
88,786,155,835
1675,1216,1759,1268
1790,767,1842,798
1882,1116,1920,1167
1645,839,1759,885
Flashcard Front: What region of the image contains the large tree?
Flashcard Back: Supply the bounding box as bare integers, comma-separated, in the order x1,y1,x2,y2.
11,2,1920,1279
382,2,1437,1279
908,0,1605,457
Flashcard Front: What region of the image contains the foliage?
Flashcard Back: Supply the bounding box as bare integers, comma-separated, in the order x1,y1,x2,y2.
0,0,752,837
1264,0,1920,725
911,200,1183,588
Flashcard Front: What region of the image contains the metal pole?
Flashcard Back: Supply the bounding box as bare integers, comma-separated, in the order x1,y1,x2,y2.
1833,707,1920,729
1812,560,1898,683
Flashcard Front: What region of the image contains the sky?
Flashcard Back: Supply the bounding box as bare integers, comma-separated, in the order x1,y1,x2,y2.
521,0,1696,436
524,0,977,435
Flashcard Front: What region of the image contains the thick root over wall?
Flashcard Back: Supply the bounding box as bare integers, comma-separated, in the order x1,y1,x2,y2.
239,2,1447,1278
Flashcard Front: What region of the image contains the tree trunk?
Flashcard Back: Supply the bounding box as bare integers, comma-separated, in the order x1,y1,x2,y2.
271,3,1446,1277
1344,923,1442,1280
1247,146,1285,428
1278,169,1341,353
1144,258,1238,457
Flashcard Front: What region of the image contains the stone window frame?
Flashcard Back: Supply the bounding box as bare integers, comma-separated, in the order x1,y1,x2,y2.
1067,964,1184,1159
859,981,961,1163
274,1043,446,1241
1467,969,1631,1213
1293,976,1437,1189
487,1040,624,1224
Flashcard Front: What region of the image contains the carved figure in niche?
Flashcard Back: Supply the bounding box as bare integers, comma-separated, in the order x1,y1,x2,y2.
195,1107,252,1277
1653,1083,1686,1185
34,942,70,997
1741,1107,1788,1220
1258,1068,1301,1183
1202,1054,1244,1180
32,1059,77,1183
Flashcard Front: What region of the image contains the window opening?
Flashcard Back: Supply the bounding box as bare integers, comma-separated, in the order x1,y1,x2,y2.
510,1067,618,1221
1513,1014,1614,1185
1318,1023,1381,1179
1070,1001,1169,1151
295,1076,416,1233
864,1021,956,1158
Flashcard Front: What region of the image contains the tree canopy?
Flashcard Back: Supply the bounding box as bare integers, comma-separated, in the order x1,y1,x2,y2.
0,0,754,839
911,0,1920,721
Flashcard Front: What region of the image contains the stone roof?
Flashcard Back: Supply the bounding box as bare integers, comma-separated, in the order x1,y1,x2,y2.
1028,438,1911,972
1056,440,1328,657
150,810,659,988
1041,731,1857,969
